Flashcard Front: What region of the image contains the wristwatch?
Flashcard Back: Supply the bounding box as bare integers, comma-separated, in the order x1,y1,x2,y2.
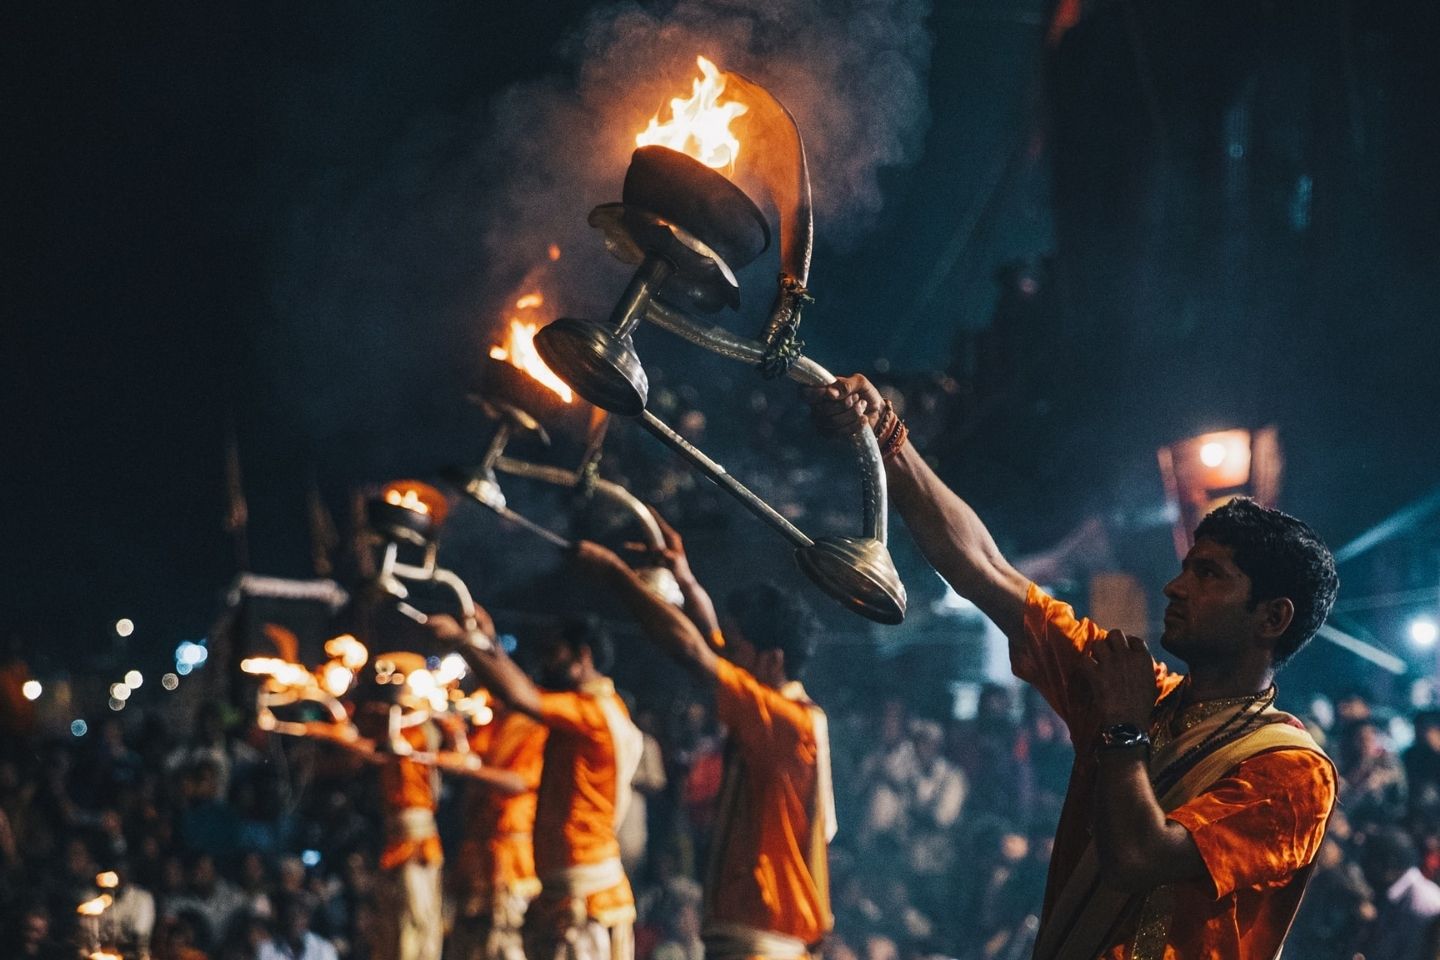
1097,722,1151,753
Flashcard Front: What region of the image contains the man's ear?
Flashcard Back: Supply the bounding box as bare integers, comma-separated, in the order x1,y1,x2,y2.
1256,597,1296,642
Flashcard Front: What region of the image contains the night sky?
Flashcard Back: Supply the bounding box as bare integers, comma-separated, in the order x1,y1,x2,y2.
8,1,1439,687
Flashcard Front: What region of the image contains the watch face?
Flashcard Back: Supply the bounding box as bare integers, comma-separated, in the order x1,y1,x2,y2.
1100,723,1148,748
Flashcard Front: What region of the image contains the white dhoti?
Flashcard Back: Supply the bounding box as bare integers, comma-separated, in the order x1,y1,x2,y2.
375,859,444,960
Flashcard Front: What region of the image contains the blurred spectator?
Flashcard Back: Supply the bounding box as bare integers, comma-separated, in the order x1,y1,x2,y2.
154,911,212,960
948,685,1019,822
1358,827,1440,960
166,852,246,952
1339,719,1408,829
1336,688,1373,726
103,860,157,958
1287,813,1373,960
649,882,702,960
901,720,966,879
14,901,66,960
258,892,340,960
954,820,1044,960
180,760,243,859
1407,710,1440,833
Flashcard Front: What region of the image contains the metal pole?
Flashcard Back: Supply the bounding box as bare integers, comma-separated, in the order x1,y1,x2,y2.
638,410,814,549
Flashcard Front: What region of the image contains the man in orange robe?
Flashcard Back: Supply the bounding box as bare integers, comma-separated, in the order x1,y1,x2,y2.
808,375,1340,960
449,706,548,960
373,711,447,960
431,613,642,960
572,514,834,960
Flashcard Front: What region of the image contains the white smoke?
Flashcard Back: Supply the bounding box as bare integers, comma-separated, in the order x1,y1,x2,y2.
263,0,932,443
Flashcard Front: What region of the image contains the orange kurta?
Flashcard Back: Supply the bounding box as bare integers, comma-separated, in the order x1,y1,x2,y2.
1017,583,1334,960
534,678,636,922
378,723,444,870
705,658,831,946
456,709,548,904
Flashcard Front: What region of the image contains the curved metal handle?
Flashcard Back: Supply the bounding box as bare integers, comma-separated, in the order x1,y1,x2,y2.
379,541,492,649
493,457,667,552
643,298,887,546
491,456,684,606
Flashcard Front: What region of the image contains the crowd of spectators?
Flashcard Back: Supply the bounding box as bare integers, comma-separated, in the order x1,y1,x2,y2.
11,667,1440,960
7,361,1437,960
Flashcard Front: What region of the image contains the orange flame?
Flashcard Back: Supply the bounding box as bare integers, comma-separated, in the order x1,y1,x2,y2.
77,894,113,916
636,56,747,172
384,488,431,515
489,297,574,404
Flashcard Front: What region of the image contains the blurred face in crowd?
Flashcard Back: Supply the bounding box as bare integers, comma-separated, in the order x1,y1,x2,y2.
191,855,218,894
1422,722,1440,753
1337,694,1371,723
673,900,701,940
278,857,305,892
864,934,899,960
1346,723,1384,763
241,852,267,889
22,908,50,946
65,838,93,878
978,686,1011,723
161,856,186,892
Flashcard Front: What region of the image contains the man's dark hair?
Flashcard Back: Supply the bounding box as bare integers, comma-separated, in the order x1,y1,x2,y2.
1193,497,1339,667
725,582,821,678
559,615,614,674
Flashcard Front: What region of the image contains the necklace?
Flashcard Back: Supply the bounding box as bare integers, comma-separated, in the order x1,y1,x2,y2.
1149,685,1278,792
1150,681,1275,752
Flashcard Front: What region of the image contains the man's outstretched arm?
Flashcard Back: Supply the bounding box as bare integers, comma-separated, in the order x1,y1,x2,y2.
573,540,719,682
806,374,1029,640
427,612,545,721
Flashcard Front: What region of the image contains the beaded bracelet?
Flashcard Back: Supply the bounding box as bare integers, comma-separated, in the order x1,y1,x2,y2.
881,419,909,461
873,400,898,444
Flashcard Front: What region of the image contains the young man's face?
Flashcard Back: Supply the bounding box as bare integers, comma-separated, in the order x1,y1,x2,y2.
1160,539,1266,665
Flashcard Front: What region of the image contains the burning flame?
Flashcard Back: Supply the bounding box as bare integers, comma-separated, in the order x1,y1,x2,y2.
241,657,314,689
385,488,431,515
96,871,119,889
490,299,575,404
636,56,747,172
325,634,369,670
91,953,123,960
321,662,354,697
77,894,113,916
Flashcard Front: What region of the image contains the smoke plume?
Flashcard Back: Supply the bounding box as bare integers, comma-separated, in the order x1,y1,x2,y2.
262,0,932,449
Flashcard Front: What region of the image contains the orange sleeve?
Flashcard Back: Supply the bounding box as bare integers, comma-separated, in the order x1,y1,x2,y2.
713,659,811,760
536,691,602,739
509,716,547,794
1168,749,1336,900
1016,582,1175,733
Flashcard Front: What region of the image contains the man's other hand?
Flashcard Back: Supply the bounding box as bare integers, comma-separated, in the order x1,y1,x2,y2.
1080,630,1158,727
